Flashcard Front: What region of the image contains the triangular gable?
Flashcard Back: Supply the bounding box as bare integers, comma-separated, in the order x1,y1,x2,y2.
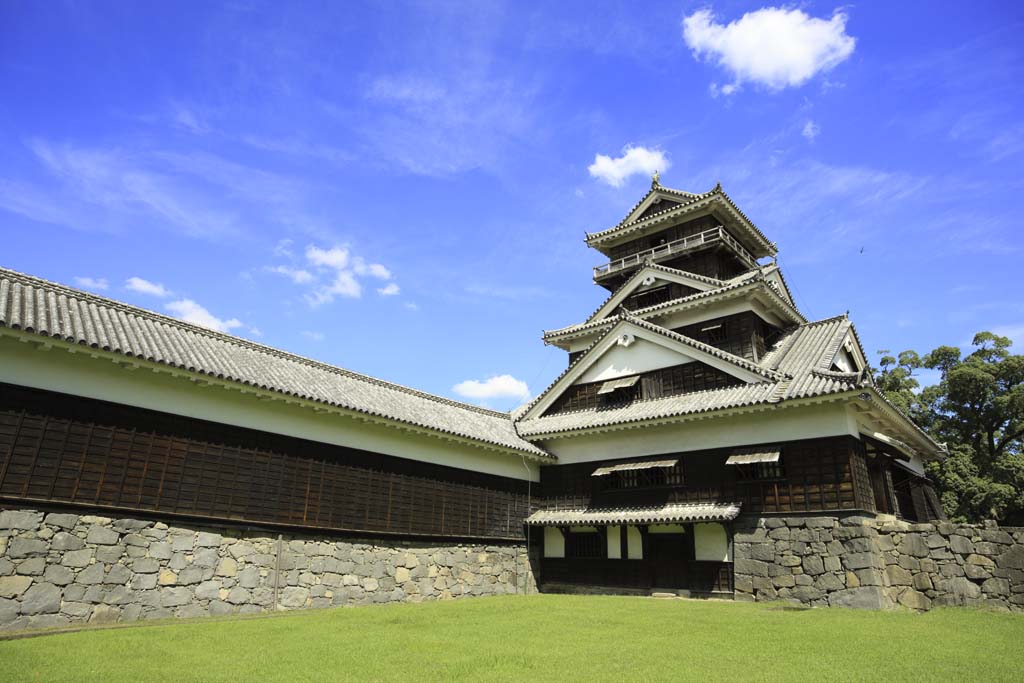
830,326,868,374
522,317,774,420
761,265,797,308
587,265,724,323
617,186,695,228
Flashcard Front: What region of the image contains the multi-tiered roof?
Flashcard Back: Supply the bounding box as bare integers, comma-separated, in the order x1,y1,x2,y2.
515,176,943,462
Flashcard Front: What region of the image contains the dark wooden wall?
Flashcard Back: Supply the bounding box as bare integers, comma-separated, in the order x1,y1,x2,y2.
544,362,741,416
538,436,868,515
674,311,781,363
0,384,530,541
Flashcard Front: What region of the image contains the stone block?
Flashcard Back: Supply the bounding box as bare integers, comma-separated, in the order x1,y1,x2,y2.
936,577,982,600
844,552,882,571
44,513,79,530
281,586,309,608
0,575,33,598
828,586,893,610
15,558,45,576
980,529,1014,544
780,555,801,567
171,535,194,552
195,532,222,548
0,510,43,531
76,564,106,585
912,573,933,591
104,564,131,585
149,542,172,560
177,568,204,586
897,534,930,558
103,585,135,605
949,535,974,555
160,587,192,607
132,558,160,574
802,556,825,576
51,532,85,551
8,538,47,558
40,566,74,588
996,546,1024,569
814,573,844,592
735,559,769,577
939,563,965,578
86,526,121,545
131,574,158,590
885,565,913,586
964,563,991,580
750,544,775,562
216,558,238,577
982,578,1010,596
159,569,177,586
898,588,931,610
966,553,995,567
823,556,842,573
88,604,121,624
225,587,250,605
926,534,947,549
21,582,61,614
854,569,884,587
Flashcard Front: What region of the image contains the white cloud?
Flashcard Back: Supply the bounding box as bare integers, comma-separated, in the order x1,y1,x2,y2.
802,120,821,141
273,239,295,259
126,276,172,298
452,374,531,402
683,7,856,92
249,327,263,337
299,244,397,306
74,276,108,291
353,257,391,280
404,302,419,311
165,299,243,333
588,146,670,188
267,265,314,284
306,270,361,306
302,330,325,341
305,245,350,270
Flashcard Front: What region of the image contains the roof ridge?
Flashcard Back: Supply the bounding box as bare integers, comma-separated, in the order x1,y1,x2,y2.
0,265,512,420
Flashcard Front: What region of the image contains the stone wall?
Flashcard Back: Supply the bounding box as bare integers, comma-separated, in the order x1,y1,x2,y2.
733,515,1024,611
0,508,534,631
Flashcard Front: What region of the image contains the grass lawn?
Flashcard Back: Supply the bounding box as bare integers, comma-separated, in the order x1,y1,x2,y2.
2,595,1022,682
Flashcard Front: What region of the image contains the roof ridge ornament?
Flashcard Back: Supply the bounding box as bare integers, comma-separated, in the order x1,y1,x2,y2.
651,170,660,188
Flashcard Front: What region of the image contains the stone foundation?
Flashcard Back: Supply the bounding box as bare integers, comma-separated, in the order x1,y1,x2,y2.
0,508,534,631
733,515,1024,611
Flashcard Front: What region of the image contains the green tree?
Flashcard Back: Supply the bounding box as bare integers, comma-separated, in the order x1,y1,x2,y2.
877,332,1024,523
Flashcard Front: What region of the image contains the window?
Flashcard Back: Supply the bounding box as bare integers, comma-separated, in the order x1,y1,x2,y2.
602,464,684,490
565,528,604,558
751,461,784,480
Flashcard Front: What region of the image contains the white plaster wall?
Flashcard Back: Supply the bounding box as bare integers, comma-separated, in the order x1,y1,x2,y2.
540,402,856,465
607,525,622,559
0,336,539,481
578,339,693,384
544,527,565,558
627,525,643,559
694,523,731,561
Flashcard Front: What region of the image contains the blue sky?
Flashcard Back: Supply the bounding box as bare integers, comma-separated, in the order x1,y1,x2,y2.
1,1,1022,410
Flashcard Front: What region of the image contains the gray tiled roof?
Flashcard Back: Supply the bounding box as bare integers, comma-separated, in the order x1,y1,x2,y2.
525,502,741,526
585,183,776,258
517,315,870,438
0,267,550,459
543,266,803,343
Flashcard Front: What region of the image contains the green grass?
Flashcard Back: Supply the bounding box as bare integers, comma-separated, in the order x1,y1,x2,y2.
2,595,1022,682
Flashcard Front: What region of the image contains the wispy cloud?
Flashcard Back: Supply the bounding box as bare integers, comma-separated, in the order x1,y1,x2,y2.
302,330,325,341
802,120,820,142
126,276,172,297
266,265,314,284
683,7,856,94
74,276,109,291
453,374,530,403
588,146,669,188
165,299,243,333
268,244,398,306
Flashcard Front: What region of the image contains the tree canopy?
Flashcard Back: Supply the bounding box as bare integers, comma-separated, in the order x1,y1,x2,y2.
874,332,1024,524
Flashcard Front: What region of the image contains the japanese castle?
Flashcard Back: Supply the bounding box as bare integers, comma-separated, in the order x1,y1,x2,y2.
0,175,945,602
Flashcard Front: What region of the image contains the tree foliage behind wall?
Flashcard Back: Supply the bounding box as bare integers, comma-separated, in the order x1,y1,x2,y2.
874,332,1024,524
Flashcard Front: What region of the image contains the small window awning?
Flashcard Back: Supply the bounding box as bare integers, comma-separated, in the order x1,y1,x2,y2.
596,375,640,395
591,459,678,477
725,448,780,466
526,502,741,526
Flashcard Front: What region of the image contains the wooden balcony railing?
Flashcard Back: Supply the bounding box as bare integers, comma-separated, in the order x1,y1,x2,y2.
593,226,757,280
